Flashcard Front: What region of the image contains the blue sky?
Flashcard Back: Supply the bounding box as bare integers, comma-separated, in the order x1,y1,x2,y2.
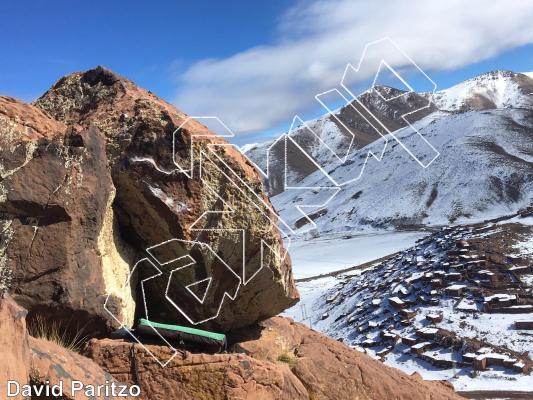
2,0,533,145
0,0,288,100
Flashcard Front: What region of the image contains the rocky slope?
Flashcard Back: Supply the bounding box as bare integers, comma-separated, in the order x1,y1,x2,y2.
0,295,463,400
85,316,462,400
297,211,533,393
1,66,298,335
245,86,435,196
429,70,533,111
244,70,533,235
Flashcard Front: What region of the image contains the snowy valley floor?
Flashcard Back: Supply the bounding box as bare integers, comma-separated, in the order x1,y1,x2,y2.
283,216,533,398
287,231,429,280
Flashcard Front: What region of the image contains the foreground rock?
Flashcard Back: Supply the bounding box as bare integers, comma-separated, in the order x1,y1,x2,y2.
1,66,298,334
231,317,462,400
85,316,463,400
30,336,137,400
85,339,308,400
0,298,134,400
13,312,461,400
0,298,30,398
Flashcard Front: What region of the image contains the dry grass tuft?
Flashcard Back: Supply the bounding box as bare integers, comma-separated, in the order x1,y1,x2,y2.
277,351,298,368
27,315,87,353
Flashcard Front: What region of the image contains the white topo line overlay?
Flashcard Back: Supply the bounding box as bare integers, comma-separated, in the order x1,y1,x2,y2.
104,36,440,367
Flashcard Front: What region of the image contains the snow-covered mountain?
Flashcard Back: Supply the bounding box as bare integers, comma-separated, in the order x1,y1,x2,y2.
429,70,533,111
245,87,435,196
244,70,533,235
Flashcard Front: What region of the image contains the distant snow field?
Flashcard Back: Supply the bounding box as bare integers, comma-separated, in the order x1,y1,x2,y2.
288,231,428,279
283,276,339,323
384,351,533,393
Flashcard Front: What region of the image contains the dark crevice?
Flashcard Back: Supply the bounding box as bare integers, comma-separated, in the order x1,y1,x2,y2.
20,267,61,284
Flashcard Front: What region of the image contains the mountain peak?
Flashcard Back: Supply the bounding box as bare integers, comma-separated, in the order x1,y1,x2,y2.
477,69,516,78
430,69,532,111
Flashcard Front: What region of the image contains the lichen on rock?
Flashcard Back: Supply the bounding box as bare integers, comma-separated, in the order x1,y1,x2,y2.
1,66,298,335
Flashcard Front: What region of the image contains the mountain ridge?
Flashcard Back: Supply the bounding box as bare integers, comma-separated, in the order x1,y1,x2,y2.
244,70,533,235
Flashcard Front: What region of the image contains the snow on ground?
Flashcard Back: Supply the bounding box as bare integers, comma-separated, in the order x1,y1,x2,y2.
415,301,533,354
283,276,339,324
288,231,428,279
285,220,533,393
497,215,533,226
283,231,427,324
271,108,533,235
430,70,532,111
452,370,533,392
385,349,533,393
514,234,533,257
521,275,533,287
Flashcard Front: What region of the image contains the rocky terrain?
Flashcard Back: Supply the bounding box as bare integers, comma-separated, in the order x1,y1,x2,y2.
296,209,533,395
84,316,463,400
0,298,130,400
245,85,435,196
0,67,464,399
0,295,462,400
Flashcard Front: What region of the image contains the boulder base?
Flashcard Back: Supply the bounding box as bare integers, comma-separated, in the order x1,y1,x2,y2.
84,316,464,400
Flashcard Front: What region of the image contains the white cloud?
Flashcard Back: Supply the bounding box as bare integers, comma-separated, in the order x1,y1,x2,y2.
174,0,533,135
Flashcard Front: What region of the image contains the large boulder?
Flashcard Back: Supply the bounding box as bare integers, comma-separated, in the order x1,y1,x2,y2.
34,66,298,331
0,96,131,336
84,316,464,400
1,66,298,334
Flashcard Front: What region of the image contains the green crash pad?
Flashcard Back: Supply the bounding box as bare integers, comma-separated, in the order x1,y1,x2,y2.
136,318,227,351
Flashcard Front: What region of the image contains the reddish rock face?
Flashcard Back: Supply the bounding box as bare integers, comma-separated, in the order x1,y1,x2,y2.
229,317,464,400
0,298,30,399
0,298,135,400
84,316,464,400
0,97,119,336
84,338,308,400
30,336,137,400
1,66,298,335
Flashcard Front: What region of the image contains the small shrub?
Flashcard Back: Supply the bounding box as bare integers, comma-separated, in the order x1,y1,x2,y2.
277,351,297,368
